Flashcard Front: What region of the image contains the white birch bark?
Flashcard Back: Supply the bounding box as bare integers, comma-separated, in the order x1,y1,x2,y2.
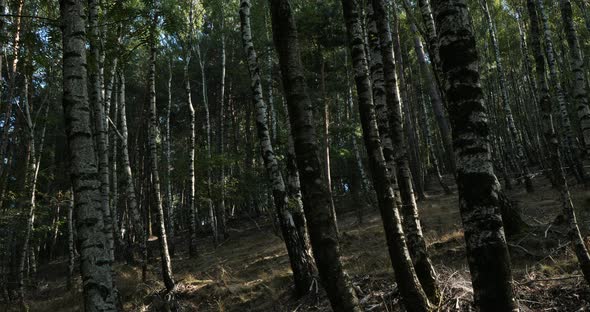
185,53,198,257
480,0,533,192
560,0,590,161
165,60,175,256
67,189,75,290
147,5,175,291
240,1,316,295
88,0,114,262
118,70,145,270
60,0,118,308
537,0,586,182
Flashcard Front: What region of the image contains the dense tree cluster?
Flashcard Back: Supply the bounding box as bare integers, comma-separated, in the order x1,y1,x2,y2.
1,0,590,311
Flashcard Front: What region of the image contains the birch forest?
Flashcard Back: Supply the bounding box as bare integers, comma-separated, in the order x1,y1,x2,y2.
2,0,590,311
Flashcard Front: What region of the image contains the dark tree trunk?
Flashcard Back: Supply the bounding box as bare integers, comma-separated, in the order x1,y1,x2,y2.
270,1,361,311
239,0,315,296
371,0,439,303
344,1,433,311
432,0,518,311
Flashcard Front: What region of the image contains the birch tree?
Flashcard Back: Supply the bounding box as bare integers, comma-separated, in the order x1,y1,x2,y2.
371,0,439,302
480,0,533,192
147,1,175,292
342,0,433,310
528,0,590,286
186,1,198,258
559,0,590,160
269,0,361,310
537,0,586,183
432,0,518,310
239,0,316,295
88,0,114,261
60,0,118,309
118,69,146,271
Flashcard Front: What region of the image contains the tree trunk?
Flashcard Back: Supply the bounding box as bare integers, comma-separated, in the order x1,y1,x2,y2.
266,30,278,144
408,22,452,195
166,60,175,256
118,70,146,270
345,51,374,216
67,189,75,290
0,0,24,177
320,56,339,234
60,0,118,309
283,109,312,250
371,0,439,303
17,76,41,305
480,0,533,192
148,5,175,293
88,0,114,264
196,43,217,245
417,76,452,195
269,1,361,310
560,0,590,162
537,0,586,183
345,2,433,311
110,71,124,258
218,13,228,240
185,53,199,258
528,0,590,286
239,0,316,296
390,8,426,201
416,0,455,173
432,0,518,310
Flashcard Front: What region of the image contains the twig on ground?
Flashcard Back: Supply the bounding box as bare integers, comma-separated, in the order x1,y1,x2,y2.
520,275,583,285
508,243,538,257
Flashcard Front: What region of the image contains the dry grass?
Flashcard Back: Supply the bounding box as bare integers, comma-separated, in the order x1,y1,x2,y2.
4,173,590,311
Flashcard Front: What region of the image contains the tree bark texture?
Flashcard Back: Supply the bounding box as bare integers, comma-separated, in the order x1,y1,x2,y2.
270,0,361,310
371,0,439,303
60,0,118,309
240,1,316,296
344,1,433,311
432,1,518,310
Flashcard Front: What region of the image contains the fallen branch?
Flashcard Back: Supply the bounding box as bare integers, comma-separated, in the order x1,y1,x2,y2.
507,243,538,257
544,224,552,238
520,275,583,285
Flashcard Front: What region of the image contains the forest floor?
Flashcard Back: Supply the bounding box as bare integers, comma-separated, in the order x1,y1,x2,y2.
5,172,590,312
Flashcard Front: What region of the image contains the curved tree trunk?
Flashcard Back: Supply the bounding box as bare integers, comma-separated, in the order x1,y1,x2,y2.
432,0,518,310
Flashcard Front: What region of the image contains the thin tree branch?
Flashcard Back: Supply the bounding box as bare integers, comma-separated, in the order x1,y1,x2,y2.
107,116,125,140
